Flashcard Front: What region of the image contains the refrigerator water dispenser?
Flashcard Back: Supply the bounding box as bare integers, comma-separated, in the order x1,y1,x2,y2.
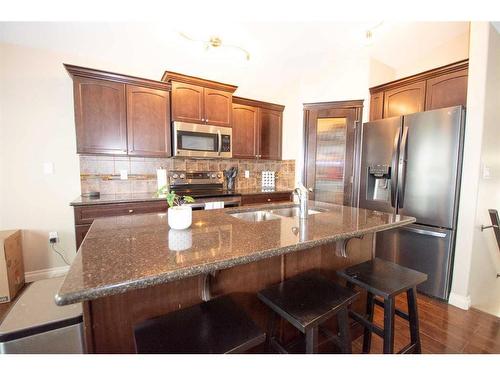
366,165,391,202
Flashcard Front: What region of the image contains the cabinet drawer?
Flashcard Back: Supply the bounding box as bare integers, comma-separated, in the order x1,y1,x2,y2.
74,200,167,225
240,192,292,205
75,224,91,249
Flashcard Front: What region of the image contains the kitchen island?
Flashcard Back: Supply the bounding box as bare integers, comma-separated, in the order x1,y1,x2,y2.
57,201,415,353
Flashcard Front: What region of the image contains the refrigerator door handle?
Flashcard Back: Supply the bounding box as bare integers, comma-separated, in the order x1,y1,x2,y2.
400,226,447,238
390,131,400,207
398,125,409,208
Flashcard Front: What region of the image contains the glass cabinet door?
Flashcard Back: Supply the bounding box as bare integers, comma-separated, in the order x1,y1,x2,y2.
314,117,347,204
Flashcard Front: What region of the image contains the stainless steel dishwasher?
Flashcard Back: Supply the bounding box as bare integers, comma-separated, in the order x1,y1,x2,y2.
0,276,84,354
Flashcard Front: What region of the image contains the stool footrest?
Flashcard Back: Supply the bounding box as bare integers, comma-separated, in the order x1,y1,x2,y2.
397,342,419,354
318,326,343,348
373,298,410,321
349,310,384,338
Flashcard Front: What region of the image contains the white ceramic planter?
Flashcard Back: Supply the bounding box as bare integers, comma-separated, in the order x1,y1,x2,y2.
168,205,192,230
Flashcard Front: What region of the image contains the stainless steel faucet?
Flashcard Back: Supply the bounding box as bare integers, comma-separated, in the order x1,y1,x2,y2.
293,185,309,219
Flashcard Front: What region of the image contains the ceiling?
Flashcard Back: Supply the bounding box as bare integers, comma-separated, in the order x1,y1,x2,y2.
0,22,469,71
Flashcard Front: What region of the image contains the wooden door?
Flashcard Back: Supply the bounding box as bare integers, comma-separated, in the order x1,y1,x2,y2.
73,76,127,155
171,82,204,123
304,103,361,206
126,85,171,157
383,81,426,118
369,92,384,120
232,103,259,159
259,108,282,160
204,88,232,127
425,68,468,110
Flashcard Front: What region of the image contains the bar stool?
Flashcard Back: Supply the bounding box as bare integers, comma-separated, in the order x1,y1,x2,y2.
134,295,265,353
257,272,359,354
337,258,428,354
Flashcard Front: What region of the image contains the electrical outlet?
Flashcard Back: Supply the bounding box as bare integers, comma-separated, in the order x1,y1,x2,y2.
120,170,128,180
244,170,250,178
49,231,59,244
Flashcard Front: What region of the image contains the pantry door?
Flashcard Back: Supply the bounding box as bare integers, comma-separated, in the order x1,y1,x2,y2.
303,100,363,206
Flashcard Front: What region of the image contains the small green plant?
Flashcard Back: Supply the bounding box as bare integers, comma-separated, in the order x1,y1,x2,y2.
157,186,195,208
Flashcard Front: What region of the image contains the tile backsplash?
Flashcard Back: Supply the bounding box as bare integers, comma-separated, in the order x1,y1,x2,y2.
79,155,295,195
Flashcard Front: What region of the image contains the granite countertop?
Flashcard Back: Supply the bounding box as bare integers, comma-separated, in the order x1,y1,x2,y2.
56,201,415,305
70,188,294,206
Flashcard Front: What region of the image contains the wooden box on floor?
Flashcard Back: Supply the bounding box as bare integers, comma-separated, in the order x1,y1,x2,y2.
0,230,24,304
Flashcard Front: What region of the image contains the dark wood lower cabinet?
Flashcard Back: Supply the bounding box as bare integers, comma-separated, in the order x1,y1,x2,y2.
73,200,168,248
240,192,292,205
83,234,374,353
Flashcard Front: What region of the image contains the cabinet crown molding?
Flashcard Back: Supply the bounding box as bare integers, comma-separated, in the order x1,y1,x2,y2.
162,71,238,93
369,59,469,94
64,64,171,91
233,96,285,112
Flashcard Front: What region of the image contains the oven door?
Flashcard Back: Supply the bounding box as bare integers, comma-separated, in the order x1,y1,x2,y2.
173,122,232,158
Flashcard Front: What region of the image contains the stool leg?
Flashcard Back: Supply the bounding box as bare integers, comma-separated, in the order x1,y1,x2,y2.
383,297,395,354
362,292,375,354
265,311,278,353
406,287,421,354
337,306,352,354
305,326,318,354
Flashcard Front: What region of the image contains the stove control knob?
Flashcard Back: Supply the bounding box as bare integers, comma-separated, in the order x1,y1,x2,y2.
180,174,185,179
211,174,216,179
172,174,179,179
217,174,221,179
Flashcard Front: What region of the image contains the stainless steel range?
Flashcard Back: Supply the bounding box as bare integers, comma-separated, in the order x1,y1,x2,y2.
168,171,241,209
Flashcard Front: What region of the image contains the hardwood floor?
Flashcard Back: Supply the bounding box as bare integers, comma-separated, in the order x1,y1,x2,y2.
351,293,500,354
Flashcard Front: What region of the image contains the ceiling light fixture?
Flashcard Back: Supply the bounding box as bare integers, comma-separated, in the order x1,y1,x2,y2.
179,32,251,61
365,21,384,46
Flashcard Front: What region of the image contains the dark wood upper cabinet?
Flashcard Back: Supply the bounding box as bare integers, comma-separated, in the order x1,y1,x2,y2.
383,81,426,118
369,60,468,120
425,68,468,111
162,71,237,127
204,88,232,126
232,97,284,160
65,64,172,157
171,82,204,123
369,92,384,121
126,85,171,157
259,108,282,160
232,103,259,159
72,76,127,155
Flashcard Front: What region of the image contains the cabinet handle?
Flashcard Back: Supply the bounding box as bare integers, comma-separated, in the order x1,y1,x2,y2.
128,209,134,213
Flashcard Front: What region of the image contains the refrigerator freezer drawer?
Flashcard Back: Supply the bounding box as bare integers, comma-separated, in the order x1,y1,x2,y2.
375,224,454,300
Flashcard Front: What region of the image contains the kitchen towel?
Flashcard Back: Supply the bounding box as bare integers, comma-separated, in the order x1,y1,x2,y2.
157,168,167,191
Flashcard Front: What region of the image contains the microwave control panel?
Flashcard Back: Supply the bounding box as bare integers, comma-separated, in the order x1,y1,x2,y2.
221,135,231,152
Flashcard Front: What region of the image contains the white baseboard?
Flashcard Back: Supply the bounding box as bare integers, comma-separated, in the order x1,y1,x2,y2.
25,265,70,283
448,292,472,310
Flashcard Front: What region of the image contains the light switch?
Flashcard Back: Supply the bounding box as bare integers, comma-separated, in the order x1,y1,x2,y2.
43,162,54,175
244,170,250,178
482,164,491,179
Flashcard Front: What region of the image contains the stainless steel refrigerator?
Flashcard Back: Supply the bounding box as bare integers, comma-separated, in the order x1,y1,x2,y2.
359,106,465,300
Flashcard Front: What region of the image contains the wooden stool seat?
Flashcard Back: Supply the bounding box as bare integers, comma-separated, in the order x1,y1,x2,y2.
258,272,359,354
134,295,265,354
337,258,428,354
337,258,427,299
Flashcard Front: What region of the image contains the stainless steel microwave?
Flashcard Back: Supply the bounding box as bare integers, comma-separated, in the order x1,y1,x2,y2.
172,122,232,158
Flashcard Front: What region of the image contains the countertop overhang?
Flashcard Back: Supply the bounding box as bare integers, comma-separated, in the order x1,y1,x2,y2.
56,201,415,305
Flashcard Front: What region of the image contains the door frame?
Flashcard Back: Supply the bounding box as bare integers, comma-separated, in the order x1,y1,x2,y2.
303,100,364,206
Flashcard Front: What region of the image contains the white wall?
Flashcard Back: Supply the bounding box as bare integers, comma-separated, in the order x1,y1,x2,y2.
466,24,500,316
394,31,470,79
449,22,500,315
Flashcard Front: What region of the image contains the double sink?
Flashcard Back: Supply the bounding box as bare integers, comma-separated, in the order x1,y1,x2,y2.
229,206,324,223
